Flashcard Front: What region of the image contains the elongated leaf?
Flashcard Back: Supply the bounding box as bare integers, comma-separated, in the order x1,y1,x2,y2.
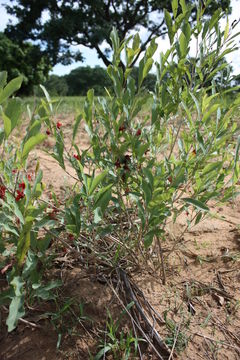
89,171,108,195
6,295,25,332
95,345,112,360
6,276,25,332
94,186,112,213
183,198,209,211
143,58,154,81
179,32,188,57
2,112,11,138
17,223,32,266
202,162,222,176
164,9,174,44
72,114,82,142
22,134,47,160
224,17,229,41
40,85,53,112
142,179,152,205
53,131,65,169
5,97,22,131
172,0,178,18
0,76,23,105
0,71,7,88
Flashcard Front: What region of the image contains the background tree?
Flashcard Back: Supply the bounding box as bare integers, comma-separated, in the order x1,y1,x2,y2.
64,66,112,95
43,74,69,96
0,32,51,95
5,0,231,68
43,66,157,96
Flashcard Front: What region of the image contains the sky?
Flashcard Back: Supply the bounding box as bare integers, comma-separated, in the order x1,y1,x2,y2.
0,0,239,76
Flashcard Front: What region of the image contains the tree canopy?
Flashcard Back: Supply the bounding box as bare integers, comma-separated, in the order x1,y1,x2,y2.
5,0,231,68
0,32,51,95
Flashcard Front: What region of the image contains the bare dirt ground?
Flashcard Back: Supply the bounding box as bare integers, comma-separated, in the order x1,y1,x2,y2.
0,114,239,360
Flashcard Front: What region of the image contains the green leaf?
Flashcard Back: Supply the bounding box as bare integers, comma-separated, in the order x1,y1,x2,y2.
183,198,209,211
164,10,174,44
40,84,53,112
11,276,25,297
180,0,187,14
143,58,154,81
142,179,152,205
0,71,7,88
171,0,178,18
224,17,229,41
132,33,140,51
6,295,25,332
5,97,22,131
5,192,24,224
179,32,188,57
53,131,65,169
144,230,155,248
144,228,164,248
2,112,11,138
89,171,108,195
22,134,47,160
6,276,25,332
94,185,112,212
17,224,32,266
95,345,112,360
0,128,4,145
209,9,221,32
0,76,23,105
25,120,42,140
72,113,82,142
202,162,222,176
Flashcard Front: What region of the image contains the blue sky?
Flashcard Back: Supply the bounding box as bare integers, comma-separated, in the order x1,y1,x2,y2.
0,0,239,76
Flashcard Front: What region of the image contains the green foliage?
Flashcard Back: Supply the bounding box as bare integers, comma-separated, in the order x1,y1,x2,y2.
0,73,61,332
95,305,143,360
0,33,51,95
42,75,69,97
43,67,157,97
65,66,112,96
5,0,231,67
0,1,239,341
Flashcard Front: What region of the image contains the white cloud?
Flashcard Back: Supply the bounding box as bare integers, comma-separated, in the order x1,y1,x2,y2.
0,0,17,31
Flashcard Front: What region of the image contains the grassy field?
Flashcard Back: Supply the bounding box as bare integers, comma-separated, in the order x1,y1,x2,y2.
22,96,86,115
22,94,154,115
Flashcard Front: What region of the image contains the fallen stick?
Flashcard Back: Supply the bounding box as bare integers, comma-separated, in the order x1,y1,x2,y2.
118,268,172,359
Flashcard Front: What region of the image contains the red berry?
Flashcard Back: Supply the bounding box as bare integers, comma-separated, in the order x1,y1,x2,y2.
124,154,131,163
192,149,196,155
27,174,32,181
49,208,58,220
12,169,17,174
168,176,172,183
15,190,25,201
119,124,126,132
46,129,51,135
73,154,81,161
56,122,62,129
0,185,6,200
136,129,141,137
114,159,121,169
19,182,25,190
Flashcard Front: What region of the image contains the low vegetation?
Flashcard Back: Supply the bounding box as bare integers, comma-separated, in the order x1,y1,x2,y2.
0,2,239,359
